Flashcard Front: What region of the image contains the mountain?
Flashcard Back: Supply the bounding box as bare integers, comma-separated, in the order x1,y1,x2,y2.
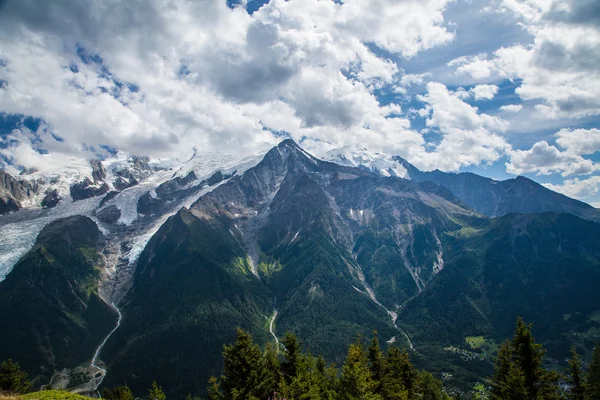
98,140,491,396
324,146,409,178
0,216,117,385
323,147,600,222
1,140,600,396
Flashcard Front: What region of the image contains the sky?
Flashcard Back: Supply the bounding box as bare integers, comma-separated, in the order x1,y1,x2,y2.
0,0,599,204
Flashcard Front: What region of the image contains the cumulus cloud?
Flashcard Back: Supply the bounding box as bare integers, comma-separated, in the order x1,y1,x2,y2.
469,84,499,100
555,128,600,155
0,0,458,171
500,104,523,112
451,0,600,119
544,176,600,199
507,140,595,176
414,82,510,171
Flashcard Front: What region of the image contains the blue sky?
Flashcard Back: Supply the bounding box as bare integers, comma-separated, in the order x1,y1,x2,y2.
0,0,599,204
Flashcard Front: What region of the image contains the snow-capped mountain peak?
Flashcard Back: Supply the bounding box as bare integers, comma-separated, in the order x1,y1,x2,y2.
323,146,410,179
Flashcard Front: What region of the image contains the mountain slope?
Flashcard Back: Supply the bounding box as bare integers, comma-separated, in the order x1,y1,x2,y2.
101,140,486,397
397,158,600,221
398,212,600,362
323,148,599,221
0,216,117,384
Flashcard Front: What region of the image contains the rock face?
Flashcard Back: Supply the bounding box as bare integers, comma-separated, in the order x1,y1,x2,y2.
0,170,38,214
69,160,110,201
70,177,109,201
96,205,121,224
41,189,61,208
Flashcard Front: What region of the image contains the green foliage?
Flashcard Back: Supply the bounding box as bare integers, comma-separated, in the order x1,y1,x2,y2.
102,384,134,400
567,348,585,400
340,339,381,400
0,217,117,384
208,330,448,400
0,359,32,394
586,345,600,400
148,381,166,400
490,318,562,400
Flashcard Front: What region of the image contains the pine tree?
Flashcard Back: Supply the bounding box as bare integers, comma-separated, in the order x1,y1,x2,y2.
262,342,282,397
220,328,264,400
491,318,561,400
148,381,166,400
511,318,546,399
381,347,412,400
491,341,516,400
207,376,224,400
586,344,600,400
368,331,384,395
417,371,444,400
102,384,134,400
282,332,301,384
340,340,382,400
568,347,585,400
0,359,32,394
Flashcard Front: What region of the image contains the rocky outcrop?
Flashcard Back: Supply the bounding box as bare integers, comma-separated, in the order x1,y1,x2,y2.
0,170,38,214
69,161,110,201
96,205,121,224
41,189,61,208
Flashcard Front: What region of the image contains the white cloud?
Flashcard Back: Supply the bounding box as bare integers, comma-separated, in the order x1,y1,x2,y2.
414,82,510,171
555,128,600,155
452,0,600,120
544,176,600,199
469,84,499,100
500,104,523,112
0,0,457,171
507,140,596,177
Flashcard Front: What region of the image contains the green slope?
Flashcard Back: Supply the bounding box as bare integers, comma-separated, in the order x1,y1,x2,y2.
0,216,117,385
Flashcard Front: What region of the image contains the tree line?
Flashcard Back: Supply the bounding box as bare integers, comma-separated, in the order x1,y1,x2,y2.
1,318,600,399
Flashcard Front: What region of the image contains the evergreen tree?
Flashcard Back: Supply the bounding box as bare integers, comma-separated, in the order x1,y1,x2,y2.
511,318,546,399
282,332,301,384
220,328,265,400
567,347,585,400
102,384,134,400
148,381,166,400
340,340,382,400
0,359,32,394
586,344,600,400
207,376,224,400
262,342,282,396
368,331,384,395
491,318,561,400
417,371,443,400
381,347,413,400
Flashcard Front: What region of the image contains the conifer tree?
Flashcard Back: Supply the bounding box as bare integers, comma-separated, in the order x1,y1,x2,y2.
262,342,282,396
0,359,32,394
220,328,264,400
207,376,223,400
568,347,585,400
148,381,166,400
417,371,444,400
511,318,546,399
340,340,382,400
381,347,412,400
586,344,600,400
102,384,134,400
282,332,301,384
491,318,561,400
368,331,384,395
